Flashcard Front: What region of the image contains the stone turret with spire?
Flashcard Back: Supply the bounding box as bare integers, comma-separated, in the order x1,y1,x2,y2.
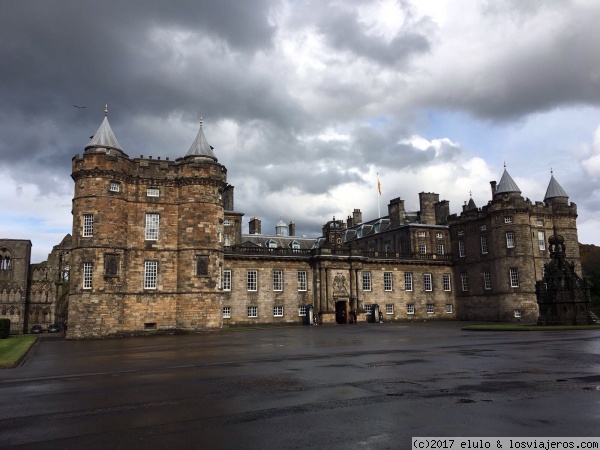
85,105,127,157
181,117,217,161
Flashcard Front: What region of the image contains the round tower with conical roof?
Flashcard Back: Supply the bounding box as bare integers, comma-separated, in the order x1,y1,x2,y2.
68,110,227,338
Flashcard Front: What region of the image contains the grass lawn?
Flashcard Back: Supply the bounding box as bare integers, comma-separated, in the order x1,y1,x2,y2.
0,335,37,369
463,323,600,331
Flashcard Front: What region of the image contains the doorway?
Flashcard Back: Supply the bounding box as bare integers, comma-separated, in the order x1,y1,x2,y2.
335,300,348,324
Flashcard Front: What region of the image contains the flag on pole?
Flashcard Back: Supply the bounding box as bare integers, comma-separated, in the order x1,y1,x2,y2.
377,177,381,195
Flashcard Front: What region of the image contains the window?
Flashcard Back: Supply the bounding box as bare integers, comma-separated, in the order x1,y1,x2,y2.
458,240,465,257
510,268,520,288
538,231,546,251
384,272,393,291
104,254,119,277
223,270,231,291
537,219,544,227
299,306,307,316
419,244,427,255
404,272,413,291
145,213,159,240
224,234,231,246
514,309,522,318
266,240,277,248
443,274,451,291
386,304,394,315
144,261,158,289
424,273,432,292
458,229,464,236
426,304,434,314
506,232,515,248
223,307,231,319
480,224,487,231
83,262,93,289
297,271,307,291
364,304,372,315
247,270,257,291
483,271,491,290
218,222,222,243
504,216,513,223
418,231,426,237
109,181,120,192
196,256,209,276
480,235,488,254
406,304,415,315
291,241,301,250
273,306,284,317
147,188,159,197
224,219,231,226
362,271,371,291
445,304,453,314
247,306,258,318
273,270,283,291
461,272,469,291
437,244,444,255
83,214,94,237
436,232,443,239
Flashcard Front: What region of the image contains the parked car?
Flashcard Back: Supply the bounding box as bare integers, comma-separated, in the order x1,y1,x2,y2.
47,323,61,333
30,325,43,334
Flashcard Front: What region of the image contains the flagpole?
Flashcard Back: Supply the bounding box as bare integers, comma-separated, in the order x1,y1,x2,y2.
377,173,381,218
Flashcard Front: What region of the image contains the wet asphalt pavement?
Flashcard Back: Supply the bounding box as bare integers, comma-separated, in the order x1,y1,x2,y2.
1,322,599,449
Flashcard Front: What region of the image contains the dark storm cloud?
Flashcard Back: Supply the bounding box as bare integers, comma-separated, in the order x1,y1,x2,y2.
419,1,600,121
291,0,435,67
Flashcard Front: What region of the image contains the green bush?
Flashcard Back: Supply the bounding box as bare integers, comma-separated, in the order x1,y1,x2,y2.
0,318,10,339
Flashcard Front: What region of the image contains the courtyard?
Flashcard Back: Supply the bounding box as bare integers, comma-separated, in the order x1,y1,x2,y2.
1,322,599,449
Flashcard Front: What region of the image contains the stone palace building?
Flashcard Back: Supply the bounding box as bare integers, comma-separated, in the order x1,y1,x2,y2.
0,112,580,338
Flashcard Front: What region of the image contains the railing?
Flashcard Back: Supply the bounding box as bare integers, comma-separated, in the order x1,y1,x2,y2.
225,246,453,261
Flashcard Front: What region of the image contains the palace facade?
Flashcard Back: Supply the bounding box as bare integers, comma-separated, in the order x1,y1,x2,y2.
0,113,580,337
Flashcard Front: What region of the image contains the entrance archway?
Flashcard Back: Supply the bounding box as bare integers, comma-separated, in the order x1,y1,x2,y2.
335,300,348,324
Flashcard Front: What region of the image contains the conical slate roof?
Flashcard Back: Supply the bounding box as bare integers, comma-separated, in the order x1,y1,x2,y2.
544,174,568,200
185,121,217,161
85,114,124,153
467,197,477,210
496,168,521,194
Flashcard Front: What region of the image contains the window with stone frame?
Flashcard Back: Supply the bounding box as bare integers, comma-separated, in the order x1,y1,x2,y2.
445,304,453,314
426,303,434,314
147,187,160,197
458,240,465,257
362,271,371,291
196,256,209,276
364,304,372,314
386,304,394,315
419,244,427,255
273,306,284,317
404,272,413,291
538,231,546,251
509,268,520,288
82,214,94,237
461,272,469,291
247,306,258,318
223,270,232,291
483,270,492,290
104,254,120,277
424,273,433,291
83,262,93,289
298,306,306,316
480,235,488,254
443,273,451,291
273,270,283,291
144,261,158,289
109,181,120,192
406,304,415,315
247,270,258,291
506,232,515,248
223,307,231,319
437,244,444,255
297,270,307,291
384,272,393,291
145,213,160,241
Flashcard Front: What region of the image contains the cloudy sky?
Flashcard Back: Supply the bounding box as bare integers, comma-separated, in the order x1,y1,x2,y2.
3,0,600,263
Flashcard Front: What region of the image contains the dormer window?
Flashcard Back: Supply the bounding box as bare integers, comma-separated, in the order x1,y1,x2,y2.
266,240,278,248
290,241,300,249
